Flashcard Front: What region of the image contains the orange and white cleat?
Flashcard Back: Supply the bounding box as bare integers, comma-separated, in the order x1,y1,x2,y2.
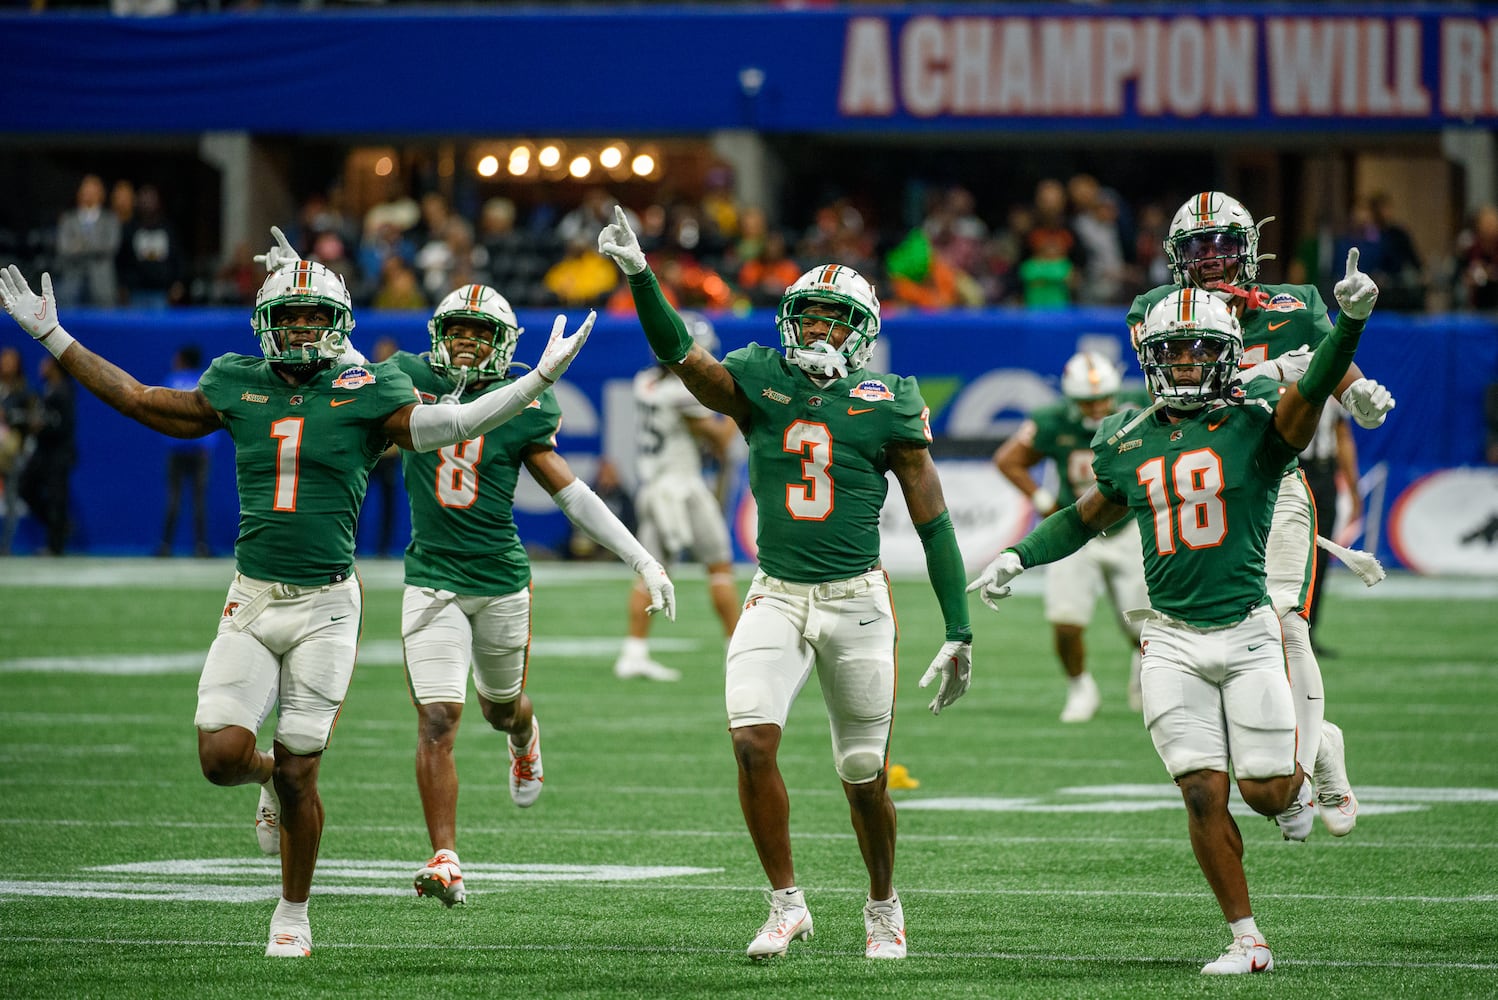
414,850,465,907
508,719,544,808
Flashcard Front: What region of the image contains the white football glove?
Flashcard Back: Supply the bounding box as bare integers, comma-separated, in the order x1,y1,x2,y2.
1334,247,1379,321
965,551,1025,613
253,225,303,273
0,265,60,339
597,205,647,275
1339,377,1396,429
633,557,677,622
919,640,973,716
1239,344,1312,385
535,311,595,384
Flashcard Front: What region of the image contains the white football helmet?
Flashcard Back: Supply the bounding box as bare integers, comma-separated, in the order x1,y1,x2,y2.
427,284,522,384
776,264,881,379
677,310,719,358
1164,192,1275,294
1061,351,1123,401
251,260,355,365
1136,288,1243,411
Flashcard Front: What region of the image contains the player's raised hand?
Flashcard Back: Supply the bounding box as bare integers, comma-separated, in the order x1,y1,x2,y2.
598,205,647,275
1339,377,1396,429
1334,247,1379,321
253,225,302,273
535,310,595,384
0,265,60,340
966,550,1025,612
919,640,972,716
634,557,677,622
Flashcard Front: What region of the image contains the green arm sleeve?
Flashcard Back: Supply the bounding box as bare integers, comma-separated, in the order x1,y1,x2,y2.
626,269,694,365
1011,505,1101,569
915,511,973,643
1296,311,1366,406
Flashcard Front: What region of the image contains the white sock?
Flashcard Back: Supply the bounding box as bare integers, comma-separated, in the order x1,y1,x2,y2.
772,886,803,907
1229,916,1262,942
1281,612,1325,775
1068,672,1092,690
434,847,459,863
273,897,309,928
620,637,649,661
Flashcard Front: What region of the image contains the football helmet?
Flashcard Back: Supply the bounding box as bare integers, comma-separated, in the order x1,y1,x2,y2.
251,261,354,365
1061,351,1123,401
1136,288,1243,411
776,264,881,379
1164,192,1275,294
427,284,522,384
678,310,719,358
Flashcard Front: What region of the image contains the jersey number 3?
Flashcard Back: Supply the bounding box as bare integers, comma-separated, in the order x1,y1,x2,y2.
784,420,833,521
1137,449,1227,554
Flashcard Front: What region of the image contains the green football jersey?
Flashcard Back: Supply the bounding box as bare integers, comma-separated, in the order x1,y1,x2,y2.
1028,391,1152,507
1090,380,1299,628
392,351,561,595
199,354,417,585
1127,282,1335,369
722,345,932,583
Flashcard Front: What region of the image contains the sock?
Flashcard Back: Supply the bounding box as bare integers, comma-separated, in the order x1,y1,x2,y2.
620,637,649,661
1229,916,1262,942
1281,612,1325,775
434,847,459,863
1068,672,1092,690
273,897,309,928
772,886,803,907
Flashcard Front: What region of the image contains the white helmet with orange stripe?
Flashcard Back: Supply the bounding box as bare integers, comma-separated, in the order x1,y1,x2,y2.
251,260,355,365
776,263,881,379
1164,191,1274,295
1061,351,1123,402
428,283,522,384
1137,288,1243,411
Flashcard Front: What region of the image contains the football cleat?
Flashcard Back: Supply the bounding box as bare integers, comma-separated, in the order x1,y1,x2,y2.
265,926,311,958
508,718,544,808
255,780,280,856
414,851,465,908
1274,777,1316,842
1060,673,1101,723
1314,721,1358,837
863,894,907,959
613,656,681,682
746,890,814,960
1201,934,1274,974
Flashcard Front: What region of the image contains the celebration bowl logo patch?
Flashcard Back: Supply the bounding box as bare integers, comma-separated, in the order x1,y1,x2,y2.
332,367,376,390
850,379,895,402
417,391,438,404
1264,293,1307,312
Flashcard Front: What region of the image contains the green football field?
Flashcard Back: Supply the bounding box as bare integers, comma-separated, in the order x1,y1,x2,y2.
1,558,1495,998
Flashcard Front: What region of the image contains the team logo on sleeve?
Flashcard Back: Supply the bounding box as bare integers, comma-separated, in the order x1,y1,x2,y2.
849,379,894,402
332,367,376,390
1264,294,1307,312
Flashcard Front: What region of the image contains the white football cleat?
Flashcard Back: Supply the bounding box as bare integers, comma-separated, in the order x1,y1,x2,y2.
746,890,814,960
255,780,280,856
1274,777,1316,842
265,926,311,958
1201,934,1273,974
414,851,465,907
508,719,544,808
1314,721,1358,837
614,656,681,682
863,893,907,959
1059,673,1100,723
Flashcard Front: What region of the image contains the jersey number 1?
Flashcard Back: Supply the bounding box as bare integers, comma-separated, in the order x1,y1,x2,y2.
1137,449,1227,554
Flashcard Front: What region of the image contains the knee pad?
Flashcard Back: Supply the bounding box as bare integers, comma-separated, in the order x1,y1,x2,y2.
835,747,885,784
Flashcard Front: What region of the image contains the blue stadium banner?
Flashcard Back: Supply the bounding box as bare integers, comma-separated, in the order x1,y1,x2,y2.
2,5,1496,133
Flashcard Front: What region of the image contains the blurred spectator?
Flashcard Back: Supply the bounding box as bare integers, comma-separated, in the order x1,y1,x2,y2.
1132,202,1173,291
730,205,771,271
212,241,261,306
700,163,741,245
110,179,135,229
1457,205,1498,311
657,253,734,311
357,216,417,303
736,231,801,307
981,203,1032,304
362,182,421,241
1069,174,1128,304
55,174,121,307
557,188,635,246
157,345,210,557
415,217,487,301
17,356,76,555
372,257,428,311
478,197,519,246
1018,228,1076,308
544,234,618,307
885,226,975,310
1368,192,1424,311
117,184,186,309
364,335,403,558
0,347,35,555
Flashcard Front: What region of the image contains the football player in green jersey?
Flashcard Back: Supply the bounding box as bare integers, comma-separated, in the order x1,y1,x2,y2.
601,207,972,961
994,351,1149,722
1126,192,1392,839
970,252,1378,975
0,253,593,958
389,283,675,909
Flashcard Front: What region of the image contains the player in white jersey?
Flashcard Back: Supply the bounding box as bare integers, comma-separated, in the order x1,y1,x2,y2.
616,311,741,681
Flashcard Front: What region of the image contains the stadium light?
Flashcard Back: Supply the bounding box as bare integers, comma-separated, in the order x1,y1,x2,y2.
631,153,656,177
599,145,624,170
374,155,393,177
476,155,500,178
538,144,562,169
569,155,592,179
508,146,531,177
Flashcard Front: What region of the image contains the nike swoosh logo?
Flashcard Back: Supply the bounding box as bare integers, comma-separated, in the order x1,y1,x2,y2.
330,398,356,407
1267,320,1291,331
848,407,874,415
331,614,350,622
858,617,879,626
1247,643,1266,651
1208,417,1227,432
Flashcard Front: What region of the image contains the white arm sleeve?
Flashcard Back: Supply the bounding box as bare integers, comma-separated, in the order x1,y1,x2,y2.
552,478,651,570
406,369,551,452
